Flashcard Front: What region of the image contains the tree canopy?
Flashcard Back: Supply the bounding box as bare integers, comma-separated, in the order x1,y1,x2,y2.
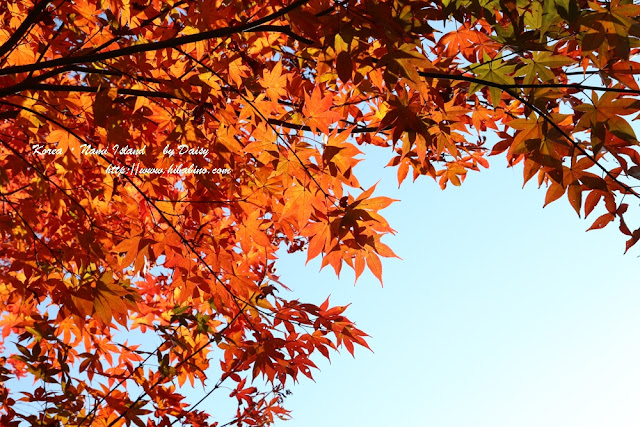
1,0,640,425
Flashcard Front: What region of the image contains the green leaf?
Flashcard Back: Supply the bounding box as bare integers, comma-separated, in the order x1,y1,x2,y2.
467,55,516,106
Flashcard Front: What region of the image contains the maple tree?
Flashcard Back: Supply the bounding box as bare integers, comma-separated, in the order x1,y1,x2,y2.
1,0,640,425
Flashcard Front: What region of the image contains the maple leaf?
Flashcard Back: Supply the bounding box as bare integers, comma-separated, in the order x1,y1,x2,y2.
514,52,575,84
47,128,81,158
281,181,315,228
261,61,288,101
302,87,341,134
468,54,516,106
439,23,493,62
575,91,640,143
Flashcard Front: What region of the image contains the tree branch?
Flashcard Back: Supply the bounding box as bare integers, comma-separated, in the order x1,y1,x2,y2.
253,24,314,44
0,0,51,60
511,82,640,95
19,83,195,101
267,118,388,134
0,0,312,77
8,82,388,135
418,70,640,199
419,71,640,96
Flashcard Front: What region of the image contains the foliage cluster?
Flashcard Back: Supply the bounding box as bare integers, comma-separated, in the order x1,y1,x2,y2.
1,0,640,425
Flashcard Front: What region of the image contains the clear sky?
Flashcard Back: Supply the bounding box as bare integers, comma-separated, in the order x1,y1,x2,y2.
268,145,640,426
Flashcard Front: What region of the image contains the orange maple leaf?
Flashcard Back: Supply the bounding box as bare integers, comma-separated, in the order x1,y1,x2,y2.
260,61,288,101
302,86,341,134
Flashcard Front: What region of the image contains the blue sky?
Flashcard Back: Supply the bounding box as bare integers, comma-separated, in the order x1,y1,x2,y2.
268,146,640,426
